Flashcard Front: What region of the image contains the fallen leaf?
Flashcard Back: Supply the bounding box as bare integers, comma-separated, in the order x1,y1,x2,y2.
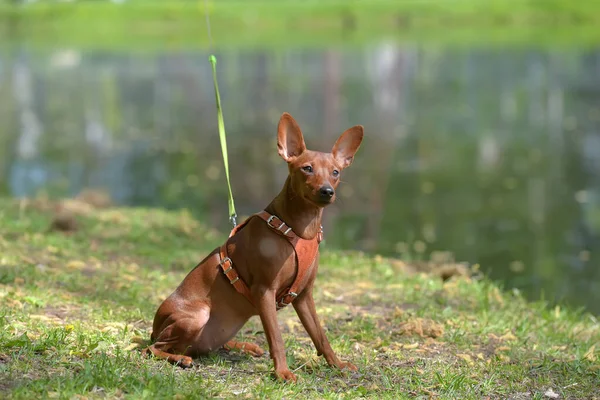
500,332,517,341
387,284,404,289
285,319,300,333
20,256,36,264
67,260,86,269
398,318,444,338
122,274,137,282
344,289,366,297
497,354,510,362
488,287,504,306
367,293,381,300
126,263,140,272
457,353,474,365
29,315,54,322
356,282,375,289
583,344,596,361
422,388,438,397
5,299,23,309
544,388,559,398
371,337,383,349
489,331,518,342
124,343,140,351
131,336,146,345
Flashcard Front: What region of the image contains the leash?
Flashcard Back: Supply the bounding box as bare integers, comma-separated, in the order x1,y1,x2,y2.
204,0,237,228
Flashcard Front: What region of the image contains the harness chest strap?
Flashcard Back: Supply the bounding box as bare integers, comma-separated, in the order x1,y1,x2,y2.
217,211,322,309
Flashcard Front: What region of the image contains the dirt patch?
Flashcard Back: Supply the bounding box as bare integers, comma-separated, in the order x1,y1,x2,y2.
397,318,444,339
0,383,12,396
0,354,14,393
39,305,86,322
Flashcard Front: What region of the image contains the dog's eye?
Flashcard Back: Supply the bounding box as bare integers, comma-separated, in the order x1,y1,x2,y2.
302,165,313,173
332,170,339,177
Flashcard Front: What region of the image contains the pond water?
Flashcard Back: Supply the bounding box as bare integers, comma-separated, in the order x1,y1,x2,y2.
1,45,599,314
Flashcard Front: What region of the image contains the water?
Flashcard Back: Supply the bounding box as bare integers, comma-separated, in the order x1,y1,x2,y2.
1,45,599,314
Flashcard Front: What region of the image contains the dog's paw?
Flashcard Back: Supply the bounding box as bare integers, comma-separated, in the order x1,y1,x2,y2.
336,361,358,371
237,342,265,357
175,355,194,369
275,369,297,382
246,344,265,357
224,341,265,357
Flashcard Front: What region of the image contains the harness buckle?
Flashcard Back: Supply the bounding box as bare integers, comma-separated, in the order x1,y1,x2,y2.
220,257,239,284
275,292,298,310
267,214,294,236
266,215,280,229
220,257,232,268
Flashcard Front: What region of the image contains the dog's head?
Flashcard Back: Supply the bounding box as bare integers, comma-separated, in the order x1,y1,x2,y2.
277,112,363,207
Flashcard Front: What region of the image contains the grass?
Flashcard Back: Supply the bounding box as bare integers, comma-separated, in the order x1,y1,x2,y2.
1,0,600,50
0,196,599,399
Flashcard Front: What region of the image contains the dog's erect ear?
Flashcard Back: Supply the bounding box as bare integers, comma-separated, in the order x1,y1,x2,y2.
277,112,306,162
332,125,364,169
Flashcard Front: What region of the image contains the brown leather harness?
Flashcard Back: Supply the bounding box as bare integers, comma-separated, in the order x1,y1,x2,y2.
217,211,323,310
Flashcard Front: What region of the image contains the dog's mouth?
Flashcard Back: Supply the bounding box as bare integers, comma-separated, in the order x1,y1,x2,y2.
306,194,335,207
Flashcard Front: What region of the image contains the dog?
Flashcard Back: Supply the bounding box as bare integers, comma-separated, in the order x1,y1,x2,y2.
144,112,363,382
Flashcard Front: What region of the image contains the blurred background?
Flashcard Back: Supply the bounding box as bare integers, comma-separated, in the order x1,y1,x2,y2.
1,1,599,314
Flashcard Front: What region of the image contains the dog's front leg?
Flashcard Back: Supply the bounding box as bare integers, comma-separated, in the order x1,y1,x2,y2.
293,288,357,371
255,288,297,382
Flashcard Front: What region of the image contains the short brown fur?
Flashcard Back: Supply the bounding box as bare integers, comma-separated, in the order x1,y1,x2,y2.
144,112,363,382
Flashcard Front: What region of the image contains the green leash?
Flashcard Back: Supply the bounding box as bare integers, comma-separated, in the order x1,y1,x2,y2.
205,1,237,228
209,55,237,228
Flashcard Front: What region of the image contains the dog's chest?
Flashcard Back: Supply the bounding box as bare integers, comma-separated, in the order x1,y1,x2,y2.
255,235,316,292
258,236,281,259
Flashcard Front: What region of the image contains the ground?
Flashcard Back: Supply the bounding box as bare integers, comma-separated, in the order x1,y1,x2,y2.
2,1,600,49
0,197,598,399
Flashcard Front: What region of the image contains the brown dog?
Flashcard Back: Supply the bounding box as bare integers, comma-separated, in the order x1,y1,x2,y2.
145,112,363,382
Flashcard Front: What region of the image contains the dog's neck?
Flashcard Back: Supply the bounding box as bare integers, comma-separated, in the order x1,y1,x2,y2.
266,177,323,240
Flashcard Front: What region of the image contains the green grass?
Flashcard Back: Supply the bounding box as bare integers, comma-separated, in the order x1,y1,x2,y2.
0,197,599,399
1,0,600,50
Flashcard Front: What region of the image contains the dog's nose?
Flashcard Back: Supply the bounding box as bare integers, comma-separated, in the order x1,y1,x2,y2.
319,186,335,199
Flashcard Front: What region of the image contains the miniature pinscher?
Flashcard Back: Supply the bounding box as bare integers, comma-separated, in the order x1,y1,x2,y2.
144,112,363,382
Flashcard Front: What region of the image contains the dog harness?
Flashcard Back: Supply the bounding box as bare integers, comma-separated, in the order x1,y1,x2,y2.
217,211,323,310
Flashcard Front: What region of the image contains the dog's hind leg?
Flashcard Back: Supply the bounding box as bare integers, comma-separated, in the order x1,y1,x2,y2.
143,342,195,368
145,304,211,368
